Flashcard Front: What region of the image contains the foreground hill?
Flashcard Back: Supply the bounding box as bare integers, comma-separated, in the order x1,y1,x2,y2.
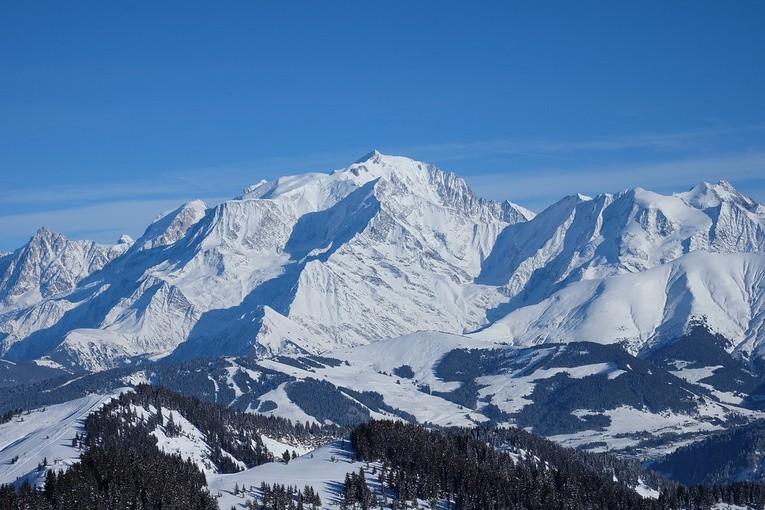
3,329,764,463
6,386,765,510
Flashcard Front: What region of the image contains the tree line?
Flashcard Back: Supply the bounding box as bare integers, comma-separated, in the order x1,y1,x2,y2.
348,420,765,510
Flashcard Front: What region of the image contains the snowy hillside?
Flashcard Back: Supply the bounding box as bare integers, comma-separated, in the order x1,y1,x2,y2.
0,152,764,372
0,393,120,488
7,386,709,510
9,330,759,461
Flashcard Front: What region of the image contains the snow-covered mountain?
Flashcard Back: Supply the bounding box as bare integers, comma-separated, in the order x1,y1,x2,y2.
477,182,765,310
0,228,131,311
1,152,764,372
474,251,765,357
0,152,530,370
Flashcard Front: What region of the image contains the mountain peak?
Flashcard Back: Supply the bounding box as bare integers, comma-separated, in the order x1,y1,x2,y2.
138,200,207,250
354,149,382,164
676,180,760,211
33,226,54,238
27,227,67,249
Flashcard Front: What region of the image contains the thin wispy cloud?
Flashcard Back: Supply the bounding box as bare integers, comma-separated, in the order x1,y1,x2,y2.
0,149,365,210
399,125,765,163
0,199,209,249
525,126,765,153
389,125,765,211
464,151,765,211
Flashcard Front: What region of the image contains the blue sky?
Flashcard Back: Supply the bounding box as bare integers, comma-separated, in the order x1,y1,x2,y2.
2,2,764,252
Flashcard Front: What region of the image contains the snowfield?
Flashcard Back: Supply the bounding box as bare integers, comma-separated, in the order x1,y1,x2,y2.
209,439,370,510
0,392,123,488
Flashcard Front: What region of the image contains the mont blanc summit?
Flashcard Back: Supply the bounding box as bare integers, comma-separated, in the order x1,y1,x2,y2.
1,152,764,372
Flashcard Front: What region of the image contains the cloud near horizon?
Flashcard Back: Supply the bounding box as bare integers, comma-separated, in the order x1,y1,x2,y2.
463,151,765,211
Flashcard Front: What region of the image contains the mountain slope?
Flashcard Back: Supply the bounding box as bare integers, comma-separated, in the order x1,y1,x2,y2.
477,183,765,319
6,330,761,462
473,251,765,357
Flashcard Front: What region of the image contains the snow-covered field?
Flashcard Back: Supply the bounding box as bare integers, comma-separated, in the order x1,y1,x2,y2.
209,439,370,509
0,392,121,487
256,332,490,428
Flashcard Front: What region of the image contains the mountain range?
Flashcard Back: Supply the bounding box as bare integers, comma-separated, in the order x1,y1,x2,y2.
4,152,765,503
1,151,764,373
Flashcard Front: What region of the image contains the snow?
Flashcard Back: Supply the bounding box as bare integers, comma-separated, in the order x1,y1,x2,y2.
633,478,660,499
208,439,370,510
549,404,732,458
332,331,495,392
472,361,624,415
676,180,759,211
260,434,312,458
669,365,722,384
256,382,321,426
473,251,765,356
0,152,528,369
0,392,124,488
120,369,153,386
2,152,765,383
138,200,208,250
258,332,492,427
147,407,246,474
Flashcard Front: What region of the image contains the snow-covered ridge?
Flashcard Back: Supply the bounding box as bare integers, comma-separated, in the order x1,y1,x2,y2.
0,153,764,371
676,180,763,212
